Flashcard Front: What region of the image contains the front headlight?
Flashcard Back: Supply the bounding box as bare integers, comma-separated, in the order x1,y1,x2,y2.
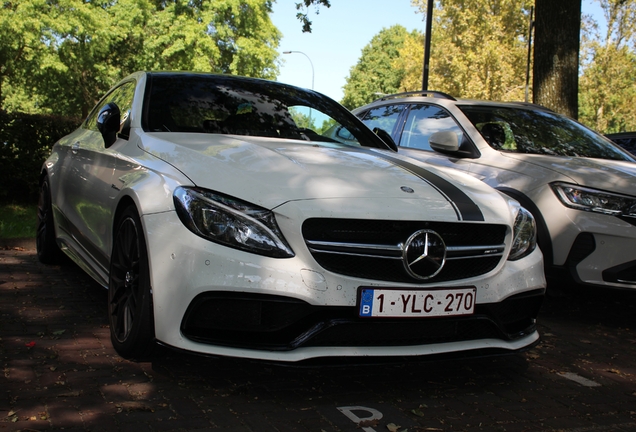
173,187,294,258
551,182,636,217
509,206,537,261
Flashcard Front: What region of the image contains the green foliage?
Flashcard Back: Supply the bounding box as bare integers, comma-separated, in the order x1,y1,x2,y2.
317,118,336,135
294,0,331,33
410,0,533,101
391,31,425,92
342,1,534,107
341,25,414,109
0,0,281,118
0,110,81,202
290,107,316,130
0,203,37,239
0,0,53,108
578,0,636,133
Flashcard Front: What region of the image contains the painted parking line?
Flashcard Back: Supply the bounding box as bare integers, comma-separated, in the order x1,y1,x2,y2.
558,372,601,387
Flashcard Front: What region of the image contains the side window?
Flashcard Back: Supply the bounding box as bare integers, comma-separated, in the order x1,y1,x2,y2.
359,105,405,136
401,104,463,151
84,81,136,137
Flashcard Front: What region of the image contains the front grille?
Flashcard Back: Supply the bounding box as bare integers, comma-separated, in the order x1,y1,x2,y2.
302,218,508,283
181,290,544,351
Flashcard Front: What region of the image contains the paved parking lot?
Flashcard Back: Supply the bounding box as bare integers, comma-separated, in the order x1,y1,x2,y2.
1,241,636,432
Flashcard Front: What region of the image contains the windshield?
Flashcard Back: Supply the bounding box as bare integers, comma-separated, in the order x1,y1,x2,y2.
143,74,384,149
460,105,634,161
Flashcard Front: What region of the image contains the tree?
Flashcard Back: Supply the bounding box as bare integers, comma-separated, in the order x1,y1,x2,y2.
579,0,636,133
1,0,281,118
392,31,425,93
143,0,280,78
533,0,581,119
341,25,415,109
294,0,330,33
409,0,532,101
298,0,585,118
0,0,56,110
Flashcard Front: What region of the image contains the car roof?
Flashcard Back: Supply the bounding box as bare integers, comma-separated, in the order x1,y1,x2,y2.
363,91,554,112
144,71,311,90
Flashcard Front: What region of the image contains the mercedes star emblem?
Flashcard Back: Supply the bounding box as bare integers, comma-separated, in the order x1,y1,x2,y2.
403,229,446,280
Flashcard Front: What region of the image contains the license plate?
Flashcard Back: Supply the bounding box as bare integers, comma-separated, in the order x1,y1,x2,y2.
358,287,476,318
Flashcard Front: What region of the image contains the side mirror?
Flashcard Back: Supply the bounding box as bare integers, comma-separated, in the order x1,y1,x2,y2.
430,131,460,153
373,127,398,152
97,102,121,148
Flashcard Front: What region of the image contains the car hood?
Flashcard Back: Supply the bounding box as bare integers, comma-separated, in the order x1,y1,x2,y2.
139,133,510,222
503,153,636,194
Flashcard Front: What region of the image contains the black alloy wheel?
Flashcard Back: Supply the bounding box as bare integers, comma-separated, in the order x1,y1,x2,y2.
36,175,64,264
108,205,155,360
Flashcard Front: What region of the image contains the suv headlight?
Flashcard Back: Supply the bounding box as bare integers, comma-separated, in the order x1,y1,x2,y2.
509,206,537,261
173,187,294,258
551,182,636,217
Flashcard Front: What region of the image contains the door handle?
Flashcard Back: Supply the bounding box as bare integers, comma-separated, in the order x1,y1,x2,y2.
71,141,80,155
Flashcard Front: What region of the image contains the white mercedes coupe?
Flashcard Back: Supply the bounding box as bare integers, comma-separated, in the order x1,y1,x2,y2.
37,72,545,361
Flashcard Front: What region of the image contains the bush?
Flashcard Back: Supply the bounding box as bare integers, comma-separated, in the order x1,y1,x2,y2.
0,203,37,238
0,110,81,203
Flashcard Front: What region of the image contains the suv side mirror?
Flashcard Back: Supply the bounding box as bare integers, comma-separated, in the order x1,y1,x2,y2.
97,102,121,148
430,131,460,153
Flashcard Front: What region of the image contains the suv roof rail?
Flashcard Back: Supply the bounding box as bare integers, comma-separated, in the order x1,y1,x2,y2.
376,90,457,102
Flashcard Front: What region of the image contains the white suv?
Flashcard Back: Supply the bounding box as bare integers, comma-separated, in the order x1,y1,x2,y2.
353,91,636,290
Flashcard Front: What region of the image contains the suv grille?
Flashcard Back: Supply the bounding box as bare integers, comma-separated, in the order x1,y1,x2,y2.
302,218,508,283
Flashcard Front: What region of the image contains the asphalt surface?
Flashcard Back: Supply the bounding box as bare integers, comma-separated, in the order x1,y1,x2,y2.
1,239,636,432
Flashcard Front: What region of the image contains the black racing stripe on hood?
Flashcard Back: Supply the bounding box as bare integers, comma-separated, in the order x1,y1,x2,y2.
349,148,485,222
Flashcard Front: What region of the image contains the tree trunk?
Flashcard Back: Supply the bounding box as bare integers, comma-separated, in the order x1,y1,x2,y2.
532,0,581,119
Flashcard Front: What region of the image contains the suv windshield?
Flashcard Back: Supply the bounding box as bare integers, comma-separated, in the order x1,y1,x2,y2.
460,105,634,161
143,74,383,148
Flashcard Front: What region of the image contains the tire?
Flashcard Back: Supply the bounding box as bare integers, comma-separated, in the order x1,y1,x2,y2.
108,205,155,360
36,175,65,264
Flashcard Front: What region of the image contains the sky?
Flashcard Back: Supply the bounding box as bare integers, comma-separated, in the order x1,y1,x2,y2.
270,0,605,103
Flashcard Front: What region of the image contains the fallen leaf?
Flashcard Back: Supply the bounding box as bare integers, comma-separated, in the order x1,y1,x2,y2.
359,419,380,427
52,330,66,336
411,408,426,417
387,423,401,432
25,341,36,348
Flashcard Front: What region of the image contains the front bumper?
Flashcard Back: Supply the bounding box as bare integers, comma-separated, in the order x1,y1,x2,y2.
546,202,636,289
143,210,545,362
181,289,544,350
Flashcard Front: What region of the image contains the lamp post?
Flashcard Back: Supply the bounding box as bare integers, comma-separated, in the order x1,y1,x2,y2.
421,0,434,90
283,50,315,90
